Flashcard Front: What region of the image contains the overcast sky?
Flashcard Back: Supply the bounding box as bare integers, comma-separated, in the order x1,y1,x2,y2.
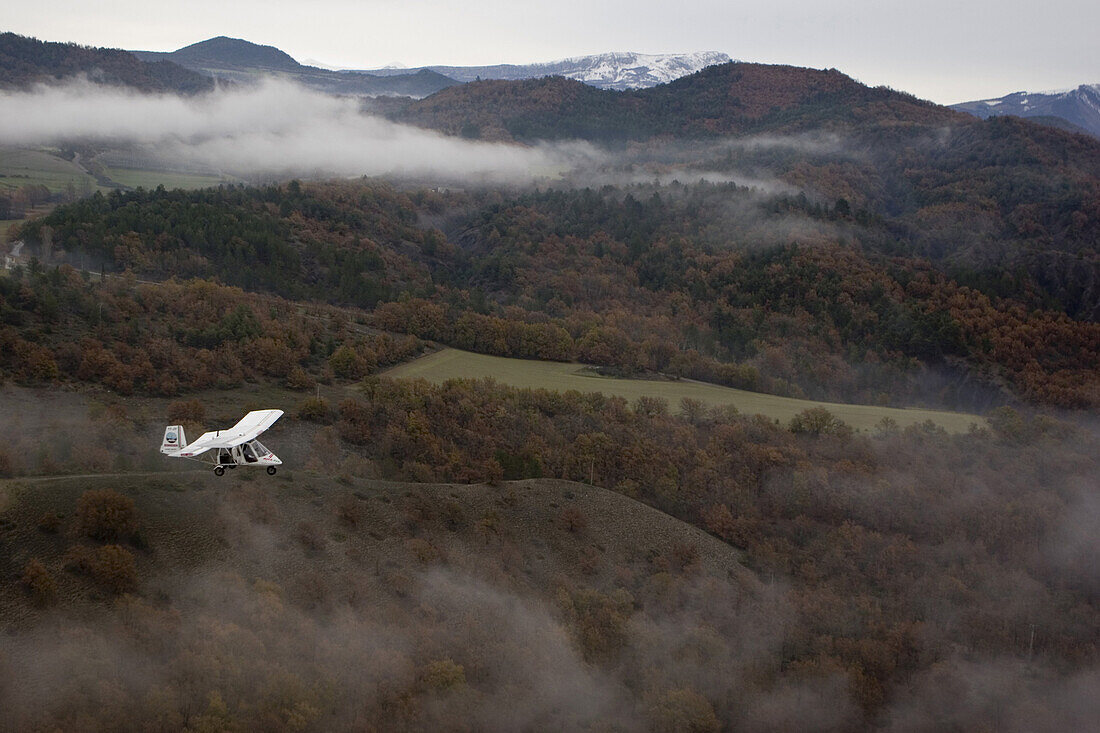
4,0,1098,103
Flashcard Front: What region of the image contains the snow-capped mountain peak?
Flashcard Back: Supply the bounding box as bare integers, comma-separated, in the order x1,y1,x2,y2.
549,51,733,89
352,52,733,90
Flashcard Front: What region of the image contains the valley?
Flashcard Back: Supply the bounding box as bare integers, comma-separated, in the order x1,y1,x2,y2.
1,24,1098,733
0,367,1094,729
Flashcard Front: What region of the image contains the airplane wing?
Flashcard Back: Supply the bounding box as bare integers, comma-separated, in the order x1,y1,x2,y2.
175,431,221,457
177,410,283,457
224,409,284,440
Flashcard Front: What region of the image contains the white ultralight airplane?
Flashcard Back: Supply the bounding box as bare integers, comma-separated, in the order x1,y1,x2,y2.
161,409,284,476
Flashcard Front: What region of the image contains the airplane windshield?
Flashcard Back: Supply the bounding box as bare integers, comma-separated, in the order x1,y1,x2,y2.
252,440,268,456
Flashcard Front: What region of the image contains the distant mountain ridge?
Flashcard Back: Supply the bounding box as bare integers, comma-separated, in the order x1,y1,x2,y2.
137,36,300,72
133,36,459,98
353,51,733,90
0,32,213,94
396,62,964,142
953,84,1100,138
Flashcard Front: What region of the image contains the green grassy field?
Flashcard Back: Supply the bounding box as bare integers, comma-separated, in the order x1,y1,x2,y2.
382,348,986,433
1,218,26,239
1,146,232,195
0,147,98,194
0,150,234,240
103,167,232,190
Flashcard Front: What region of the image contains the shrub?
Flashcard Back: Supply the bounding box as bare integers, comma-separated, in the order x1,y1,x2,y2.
579,546,602,576
76,489,138,542
329,345,367,380
989,405,1027,442
335,494,363,527
441,500,466,531
90,544,138,594
679,397,708,424
477,510,500,544
167,399,205,424
297,396,331,423
671,542,700,574
494,449,544,480
789,407,851,437
560,506,588,533
285,366,316,391
406,538,440,563
338,454,376,478
561,587,634,663
337,399,371,445
634,395,669,417
421,659,466,692
62,544,95,573
649,688,720,733
37,511,62,533
875,416,899,435
21,558,57,607
294,521,325,552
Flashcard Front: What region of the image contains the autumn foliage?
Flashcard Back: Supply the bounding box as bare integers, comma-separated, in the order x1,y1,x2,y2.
7,173,1099,408
20,558,57,607
76,489,138,542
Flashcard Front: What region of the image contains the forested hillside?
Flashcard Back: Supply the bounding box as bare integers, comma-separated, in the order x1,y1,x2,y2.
0,32,214,93
14,180,1099,408
0,268,423,396
2,50,1099,732
398,63,1100,325
397,63,962,142
2,342,1097,730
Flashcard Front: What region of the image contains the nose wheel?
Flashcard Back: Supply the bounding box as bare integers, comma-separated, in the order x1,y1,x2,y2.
267,466,277,475
214,466,225,476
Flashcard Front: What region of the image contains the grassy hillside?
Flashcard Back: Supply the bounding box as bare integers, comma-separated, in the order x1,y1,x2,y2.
0,471,751,628
383,348,984,433
0,467,762,730
0,146,234,195
0,147,99,195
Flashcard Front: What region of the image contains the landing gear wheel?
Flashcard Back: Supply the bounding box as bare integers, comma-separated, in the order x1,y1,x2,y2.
214,466,225,476
267,466,277,475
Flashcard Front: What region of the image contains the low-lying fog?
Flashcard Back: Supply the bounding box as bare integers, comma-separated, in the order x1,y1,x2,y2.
0,79,602,182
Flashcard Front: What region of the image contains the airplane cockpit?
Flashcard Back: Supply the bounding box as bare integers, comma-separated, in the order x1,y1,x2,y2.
214,440,270,466
244,439,269,462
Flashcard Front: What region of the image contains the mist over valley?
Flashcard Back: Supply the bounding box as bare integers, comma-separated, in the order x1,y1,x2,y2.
1,21,1098,733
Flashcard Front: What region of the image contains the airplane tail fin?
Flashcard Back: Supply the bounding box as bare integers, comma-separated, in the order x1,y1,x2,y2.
161,425,187,454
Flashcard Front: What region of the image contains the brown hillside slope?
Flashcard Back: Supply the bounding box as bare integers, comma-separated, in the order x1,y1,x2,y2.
0,472,765,730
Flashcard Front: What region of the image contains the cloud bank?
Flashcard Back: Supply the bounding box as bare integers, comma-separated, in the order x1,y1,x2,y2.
0,79,600,182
